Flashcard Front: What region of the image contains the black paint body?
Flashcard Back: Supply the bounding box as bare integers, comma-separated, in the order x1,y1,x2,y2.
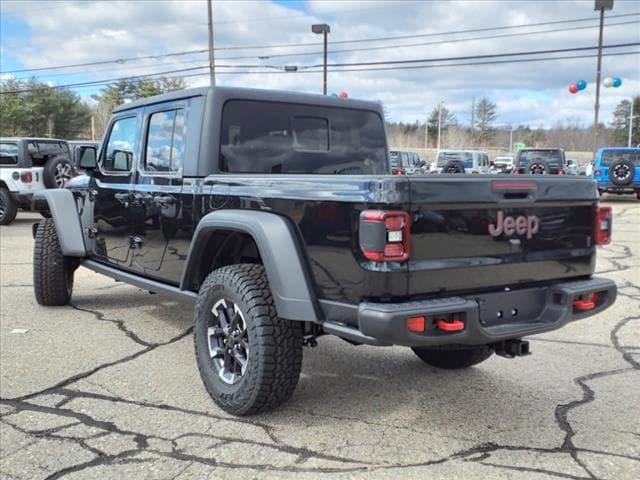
66,87,599,315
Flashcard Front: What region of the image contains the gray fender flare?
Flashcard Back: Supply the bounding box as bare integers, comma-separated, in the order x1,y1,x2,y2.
32,190,86,257
181,209,320,322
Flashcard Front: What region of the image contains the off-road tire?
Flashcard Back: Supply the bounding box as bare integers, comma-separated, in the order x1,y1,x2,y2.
33,218,74,305
194,264,303,416
442,160,466,174
0,188,18,225
412,344,493,369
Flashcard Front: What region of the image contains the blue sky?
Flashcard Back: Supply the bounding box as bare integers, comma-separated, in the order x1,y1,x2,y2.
1,0,638,127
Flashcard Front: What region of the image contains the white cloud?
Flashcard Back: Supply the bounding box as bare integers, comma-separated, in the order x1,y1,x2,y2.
1,0,638,127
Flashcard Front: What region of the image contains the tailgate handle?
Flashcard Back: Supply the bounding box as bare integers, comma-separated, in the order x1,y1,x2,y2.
492,181,537,201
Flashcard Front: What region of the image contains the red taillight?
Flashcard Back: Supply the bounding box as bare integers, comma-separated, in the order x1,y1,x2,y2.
558,169,565,175
20,171,33,183
361,210,411,262
594,206,612,246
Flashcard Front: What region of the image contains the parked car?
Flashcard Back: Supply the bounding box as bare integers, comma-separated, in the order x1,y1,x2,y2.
390,150,427,175
31,86,616,416
432,150,491,174
592,147,640,199
514,148,566,175
566,159,579,175
0,138,74,225
68,140,100,173
492,156,514,174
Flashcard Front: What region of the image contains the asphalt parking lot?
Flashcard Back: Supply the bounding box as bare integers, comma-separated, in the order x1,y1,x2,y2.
1,200,638,480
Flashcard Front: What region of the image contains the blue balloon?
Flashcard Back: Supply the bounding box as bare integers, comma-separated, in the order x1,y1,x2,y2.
612,77,622,88
577,80,587,90
330,92,338,97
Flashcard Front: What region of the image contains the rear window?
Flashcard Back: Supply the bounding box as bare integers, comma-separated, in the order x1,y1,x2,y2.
517,150,563,166
0,142,18,165
437,151,473,168
600,150,640,166
27,141,70,167
220,100,388,174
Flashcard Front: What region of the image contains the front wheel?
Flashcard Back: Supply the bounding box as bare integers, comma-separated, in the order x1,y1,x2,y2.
33,218,75,305
194,264,303,416
0,188,18,225
412,344,493,369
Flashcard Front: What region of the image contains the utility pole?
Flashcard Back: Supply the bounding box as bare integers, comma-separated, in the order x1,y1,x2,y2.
593,0,614,150
424,116,429,150
470,97,475,144
91,115,95,141
437,102,443,152
629,98,635,147
207,0,216,87
509,126,514,155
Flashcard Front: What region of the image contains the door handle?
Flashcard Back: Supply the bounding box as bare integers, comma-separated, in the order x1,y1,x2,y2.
155,195,176,206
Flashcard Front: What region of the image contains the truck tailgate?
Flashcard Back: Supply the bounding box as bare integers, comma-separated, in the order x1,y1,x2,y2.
407,176,598,296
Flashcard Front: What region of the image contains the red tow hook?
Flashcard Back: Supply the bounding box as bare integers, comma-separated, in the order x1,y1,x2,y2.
573,293,598,311
436,319,465,332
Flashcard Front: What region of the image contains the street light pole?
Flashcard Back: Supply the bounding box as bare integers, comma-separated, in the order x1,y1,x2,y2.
629,98,635,147
509,126,514,155
207,0,215,87
593,0,614,150
312,24,330,95
437,102,443,151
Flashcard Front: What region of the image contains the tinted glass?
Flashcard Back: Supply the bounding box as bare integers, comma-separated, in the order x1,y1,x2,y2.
220,100,387,174
27,141,70,167
437,151,472,167
103,116,138,173
517,150,563,166
293,116,329,151
600,149,640,166
0,142,18,165
145,109,186,173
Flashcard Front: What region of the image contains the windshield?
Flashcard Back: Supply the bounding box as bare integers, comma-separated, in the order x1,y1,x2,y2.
437,151,473,168
600,150,640,166
517,150,563,166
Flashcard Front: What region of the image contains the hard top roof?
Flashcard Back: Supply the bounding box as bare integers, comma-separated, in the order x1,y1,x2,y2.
112,86,383,113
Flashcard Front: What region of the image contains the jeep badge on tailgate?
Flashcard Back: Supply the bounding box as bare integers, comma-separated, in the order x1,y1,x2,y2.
489,211,540,239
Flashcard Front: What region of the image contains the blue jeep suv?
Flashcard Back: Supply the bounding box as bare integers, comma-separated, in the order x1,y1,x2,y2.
593,147,640,199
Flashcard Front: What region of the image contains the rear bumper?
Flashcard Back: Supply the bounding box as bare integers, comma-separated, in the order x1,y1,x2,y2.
322,277,616,347
10,192,33,210
598,183,639,193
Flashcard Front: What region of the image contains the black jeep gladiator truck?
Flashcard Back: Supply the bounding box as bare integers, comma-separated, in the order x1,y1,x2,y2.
31,87,616,416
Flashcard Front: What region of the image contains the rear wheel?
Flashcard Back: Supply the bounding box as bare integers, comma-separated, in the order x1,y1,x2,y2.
194,264,303,415
33,218,75,305
412,344,493,369
0,188,18,225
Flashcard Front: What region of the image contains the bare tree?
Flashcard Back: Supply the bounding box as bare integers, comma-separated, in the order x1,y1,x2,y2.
473,98,497,145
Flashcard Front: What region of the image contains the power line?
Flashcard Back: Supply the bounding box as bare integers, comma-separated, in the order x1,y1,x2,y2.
2,47,637,95
314,42,640,69
3,12,638,74
218,19,640,61
13,18,637,80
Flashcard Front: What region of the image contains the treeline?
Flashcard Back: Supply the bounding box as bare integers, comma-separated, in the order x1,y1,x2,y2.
388,95,639,151
0,77,185,139
1,79,637,149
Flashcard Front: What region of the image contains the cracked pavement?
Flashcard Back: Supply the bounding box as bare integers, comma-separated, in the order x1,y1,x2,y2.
1,201,639,480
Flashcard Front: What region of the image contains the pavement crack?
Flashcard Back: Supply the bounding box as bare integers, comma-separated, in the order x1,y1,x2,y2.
69,302,154,348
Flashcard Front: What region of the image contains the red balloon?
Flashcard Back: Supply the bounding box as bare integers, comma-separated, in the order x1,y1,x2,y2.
339,91,349,98
568,83,579,94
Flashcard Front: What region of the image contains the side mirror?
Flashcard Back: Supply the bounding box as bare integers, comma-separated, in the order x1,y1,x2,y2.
420,160,427,167
78,147,97,170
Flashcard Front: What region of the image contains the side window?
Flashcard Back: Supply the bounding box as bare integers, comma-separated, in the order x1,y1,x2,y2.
0,142,18,165
145,109,186,173
103,116,138,173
